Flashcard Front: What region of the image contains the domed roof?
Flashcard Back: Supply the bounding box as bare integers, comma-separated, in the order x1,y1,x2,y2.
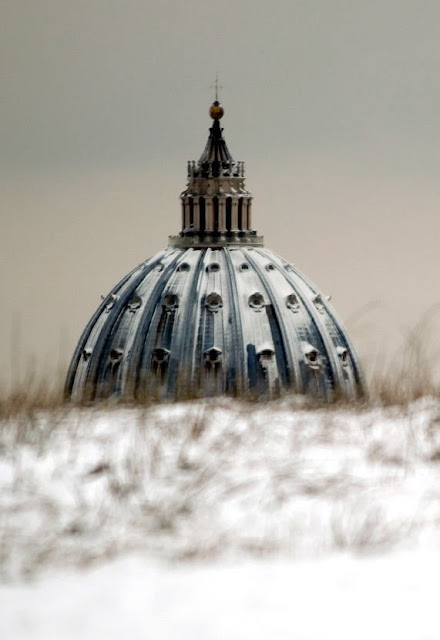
66,100,363,402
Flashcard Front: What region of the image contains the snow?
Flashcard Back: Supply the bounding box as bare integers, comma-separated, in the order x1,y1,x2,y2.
2,551,439,639
1,397,440,638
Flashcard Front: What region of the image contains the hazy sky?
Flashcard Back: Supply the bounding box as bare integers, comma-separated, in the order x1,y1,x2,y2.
2,0,440,386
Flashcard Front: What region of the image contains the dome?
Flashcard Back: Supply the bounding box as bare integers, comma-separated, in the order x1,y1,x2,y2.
66,100,364,402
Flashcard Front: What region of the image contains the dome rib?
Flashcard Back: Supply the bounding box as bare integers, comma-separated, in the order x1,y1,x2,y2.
95,254,173,399
267,252,362,396
126,249,185,400
245,249,300,391
167,249,205,398
223,249,246,395
67,253,168,400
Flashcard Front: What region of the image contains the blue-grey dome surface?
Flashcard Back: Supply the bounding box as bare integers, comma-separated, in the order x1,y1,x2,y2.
66,100,363,401
66,246,362,401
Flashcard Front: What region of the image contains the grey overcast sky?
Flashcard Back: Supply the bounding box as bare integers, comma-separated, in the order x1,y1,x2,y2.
1,0,440,386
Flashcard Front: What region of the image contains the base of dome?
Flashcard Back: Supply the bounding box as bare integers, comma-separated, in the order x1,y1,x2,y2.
169,232,264,248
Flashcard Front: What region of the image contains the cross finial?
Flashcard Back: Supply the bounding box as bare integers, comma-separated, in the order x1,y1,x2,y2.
210,73,223,101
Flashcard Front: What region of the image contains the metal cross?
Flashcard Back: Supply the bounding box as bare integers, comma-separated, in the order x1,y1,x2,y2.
210,74,223,101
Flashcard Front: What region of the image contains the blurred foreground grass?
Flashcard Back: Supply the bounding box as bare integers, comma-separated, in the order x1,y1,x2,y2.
1,394,440,581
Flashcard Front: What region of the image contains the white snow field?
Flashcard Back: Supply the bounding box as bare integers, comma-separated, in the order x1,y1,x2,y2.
1,397,440,639
2,550,439,640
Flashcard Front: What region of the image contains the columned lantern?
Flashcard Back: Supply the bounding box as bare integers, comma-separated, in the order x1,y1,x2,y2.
66,100,363,401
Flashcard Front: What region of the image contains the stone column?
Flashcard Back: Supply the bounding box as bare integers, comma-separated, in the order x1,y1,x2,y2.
193,197,200,231
231,198,239,231
242,200,248,230
218,197,226,231
247,199,253,230
181,197,186,231
183,197,190,231
205,198,214,232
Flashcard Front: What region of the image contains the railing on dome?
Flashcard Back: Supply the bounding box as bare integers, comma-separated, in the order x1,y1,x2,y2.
187,160,245,180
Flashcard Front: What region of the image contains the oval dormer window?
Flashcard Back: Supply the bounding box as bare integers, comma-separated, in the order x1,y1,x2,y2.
337,346,349,367
82,348,92,361
312,294,325,314
127,295,142,312
110,348,123,364
249,292,265,310
257,347,275,362
152,347,170,365
204,347,222,365
162,294,179,310
302,343,321,370
205,292,223,312
104,293,119,313
286,293,300,312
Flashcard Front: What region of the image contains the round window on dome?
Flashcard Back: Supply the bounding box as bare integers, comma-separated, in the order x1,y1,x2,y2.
204,347,222,365
205,292,223,312
249,292,265,310
286,293,300,311
177,262,190,272
163,294,179,310
239,263,250,272
152,347,170,365
257,347,275,362
265,264,275,271
337,346,349,367
104,293,119,313
110,348,123,364
207,262,220,273
302,343,321,370
127,295,142,312
312,294,325,314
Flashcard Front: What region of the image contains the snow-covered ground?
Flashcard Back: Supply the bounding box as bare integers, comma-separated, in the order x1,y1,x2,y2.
1,398,440,638
3,550,439,640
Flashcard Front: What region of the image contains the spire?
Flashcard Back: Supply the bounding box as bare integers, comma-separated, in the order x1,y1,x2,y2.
169,99,263,248
198,101,235,177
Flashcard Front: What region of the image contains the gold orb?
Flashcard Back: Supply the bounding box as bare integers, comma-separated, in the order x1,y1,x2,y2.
209,101,224,120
